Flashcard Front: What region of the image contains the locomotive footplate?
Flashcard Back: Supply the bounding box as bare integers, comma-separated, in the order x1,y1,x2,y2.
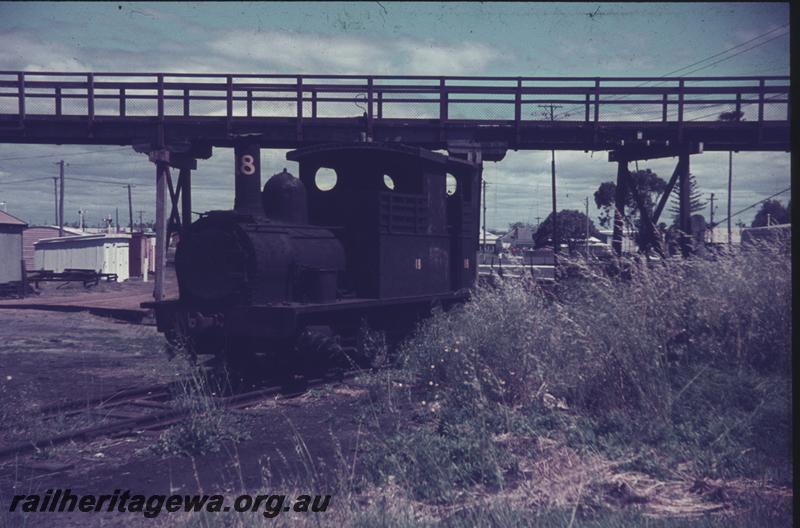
142,291,468,338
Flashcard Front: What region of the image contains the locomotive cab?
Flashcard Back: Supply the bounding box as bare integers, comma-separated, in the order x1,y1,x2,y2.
287,143,481,299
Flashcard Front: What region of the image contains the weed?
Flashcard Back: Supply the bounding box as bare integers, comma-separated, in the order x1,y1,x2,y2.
357,243,791,509
150,363,251,457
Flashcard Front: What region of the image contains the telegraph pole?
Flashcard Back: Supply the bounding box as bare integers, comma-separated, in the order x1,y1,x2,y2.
52,177,58,225
127,184,134,233
482,179,487,252
57,160,65,237
585,196,590,256
709,193,715,244
727,152,733,247
538,104,562,254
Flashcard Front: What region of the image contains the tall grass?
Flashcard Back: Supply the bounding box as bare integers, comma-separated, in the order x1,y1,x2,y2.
359,241,792,505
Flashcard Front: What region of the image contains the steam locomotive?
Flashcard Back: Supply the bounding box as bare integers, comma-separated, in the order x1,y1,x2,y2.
147,142,482,376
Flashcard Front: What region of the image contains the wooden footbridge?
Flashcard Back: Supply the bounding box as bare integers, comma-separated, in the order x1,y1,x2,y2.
0,71,791,296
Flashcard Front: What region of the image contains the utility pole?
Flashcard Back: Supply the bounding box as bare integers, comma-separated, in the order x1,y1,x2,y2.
127,184,134,234
482,179,487,252
115,207,120,233
139,210,144,232
709,193,715,244
585,196,590,257
52,177,58,225
727,152,733,247
57,160,65,237
538,104,562,254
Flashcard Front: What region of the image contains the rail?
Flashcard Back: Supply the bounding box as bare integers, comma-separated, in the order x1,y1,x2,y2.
0,72,790,128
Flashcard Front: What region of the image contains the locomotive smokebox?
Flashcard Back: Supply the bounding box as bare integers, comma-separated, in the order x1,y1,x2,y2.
233,143,263,216
262,168,309,224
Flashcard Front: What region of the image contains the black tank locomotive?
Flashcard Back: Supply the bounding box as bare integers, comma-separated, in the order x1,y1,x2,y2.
150,142,482,374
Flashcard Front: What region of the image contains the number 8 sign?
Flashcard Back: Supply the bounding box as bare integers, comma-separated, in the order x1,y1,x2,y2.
240,154,256,175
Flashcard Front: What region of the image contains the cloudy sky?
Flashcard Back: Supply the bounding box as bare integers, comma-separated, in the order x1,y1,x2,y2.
0,2,790,230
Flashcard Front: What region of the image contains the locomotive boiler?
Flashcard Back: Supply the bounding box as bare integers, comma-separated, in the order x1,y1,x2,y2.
147,142,482,377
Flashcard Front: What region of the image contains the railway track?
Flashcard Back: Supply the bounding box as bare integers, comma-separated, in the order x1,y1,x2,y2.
0,370,363,464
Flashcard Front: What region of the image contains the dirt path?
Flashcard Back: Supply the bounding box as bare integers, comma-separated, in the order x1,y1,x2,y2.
0,309,366,527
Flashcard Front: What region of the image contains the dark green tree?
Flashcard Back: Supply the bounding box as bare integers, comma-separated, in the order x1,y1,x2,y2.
751,199,789,227
533,209,600,250
507,221,536,231
669,172,706,225
594,169,667,228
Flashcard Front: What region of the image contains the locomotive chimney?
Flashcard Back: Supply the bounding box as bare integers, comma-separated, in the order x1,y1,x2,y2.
233,143,263,216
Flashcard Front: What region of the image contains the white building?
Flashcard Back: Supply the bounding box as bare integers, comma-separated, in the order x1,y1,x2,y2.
34,233,131,281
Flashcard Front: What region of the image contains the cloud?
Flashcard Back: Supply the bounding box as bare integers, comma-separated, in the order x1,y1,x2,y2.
208,29,505,76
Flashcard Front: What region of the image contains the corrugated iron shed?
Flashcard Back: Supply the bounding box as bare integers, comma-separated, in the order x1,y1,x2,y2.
0,210,27,284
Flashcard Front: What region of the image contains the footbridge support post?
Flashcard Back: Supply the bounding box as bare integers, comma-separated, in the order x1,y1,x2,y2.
134,142,212,301
609,139,702,258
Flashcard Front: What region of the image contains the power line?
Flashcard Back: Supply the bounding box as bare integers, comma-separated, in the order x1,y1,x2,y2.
678,31,789,77
0,176,54,185
554,24,789,120
710,186,790,227
68,176,136,186
654,23,788,78
0,146,131,162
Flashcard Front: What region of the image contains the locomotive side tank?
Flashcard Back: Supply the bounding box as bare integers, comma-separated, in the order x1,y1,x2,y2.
175,171,345,308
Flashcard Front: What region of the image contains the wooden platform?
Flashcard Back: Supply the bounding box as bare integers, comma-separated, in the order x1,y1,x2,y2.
0,285,177,323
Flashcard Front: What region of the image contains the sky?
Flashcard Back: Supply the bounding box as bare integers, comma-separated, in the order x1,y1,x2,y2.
0,2,791,230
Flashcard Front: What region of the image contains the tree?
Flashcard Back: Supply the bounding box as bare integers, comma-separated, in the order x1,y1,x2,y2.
533,209,600,250
594,169,667,250
594,169,667,228
751,199,789,227
718,109,745,122
508,221,536,231
668,171,706,225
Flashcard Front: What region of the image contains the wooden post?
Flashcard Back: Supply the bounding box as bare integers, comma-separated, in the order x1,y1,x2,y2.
127,184,134,233
58,160,64,237
515,78,522,144
17,73,25,122
678,150,691,256
593,78,600,146
180,168,192,232
677,79,685,142
183,89,190,117
153,159,168,301
612,160,628,256
584,93,590,122
367,77,374,138
312,90,318,118
56,87,62,116
87,73,95,123
296,76,303,140
727,152,732,248
226,76,233,119
157,74,164,119
119,88,126,116
757,79,765,144
439,77,448,141
246,90,253,117
661,93,668,122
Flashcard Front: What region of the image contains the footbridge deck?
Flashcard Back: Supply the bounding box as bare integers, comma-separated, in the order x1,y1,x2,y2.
0,72,790,156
